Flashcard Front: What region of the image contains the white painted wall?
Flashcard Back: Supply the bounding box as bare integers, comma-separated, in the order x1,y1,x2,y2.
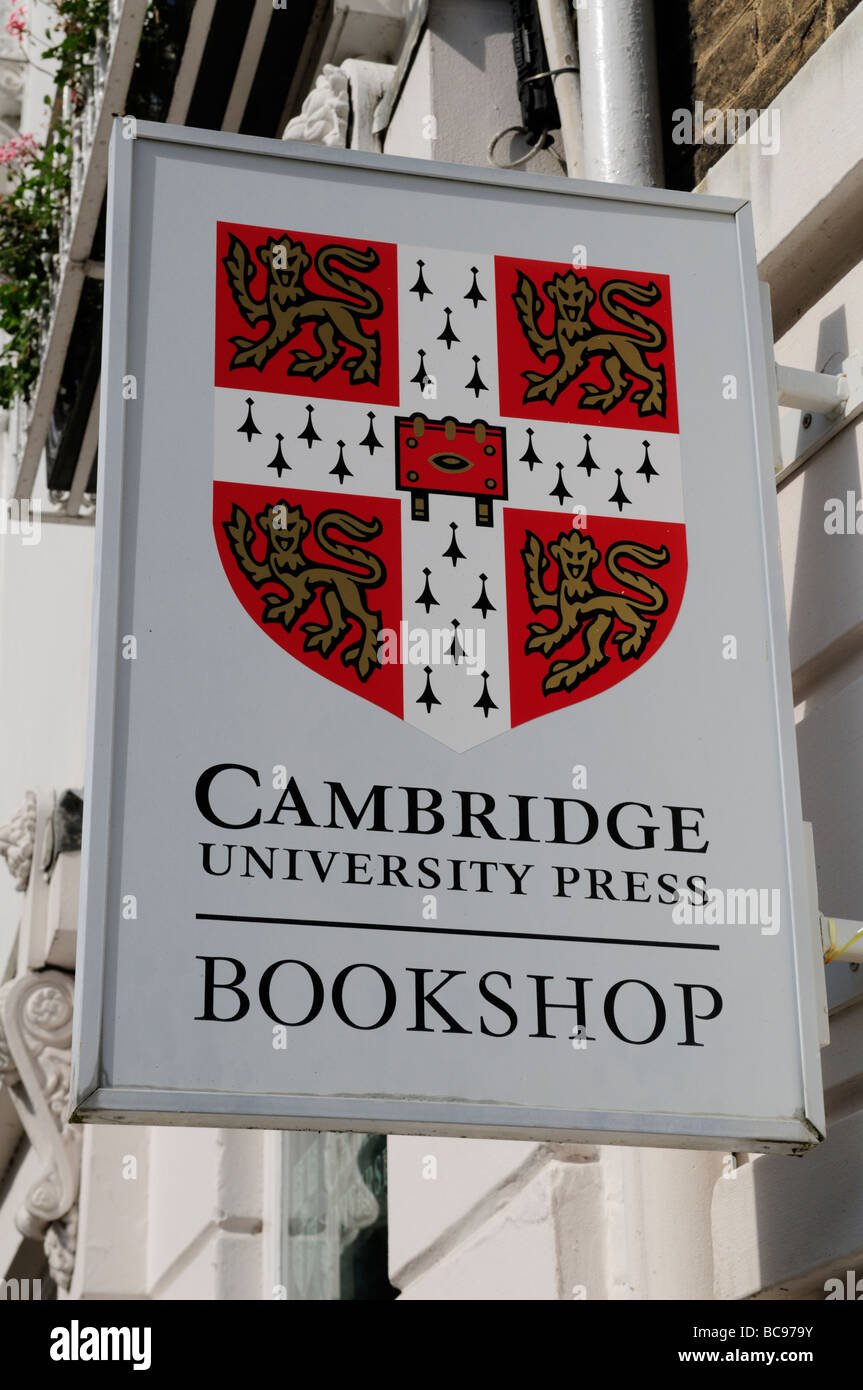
19,0,59,142
384,0,564,175
0,523,94,961
0,0,88,960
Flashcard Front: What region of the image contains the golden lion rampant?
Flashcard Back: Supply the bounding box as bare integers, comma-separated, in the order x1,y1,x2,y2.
224,499,385,681
223,233,383,385
522,528,670,693
513,269,667,415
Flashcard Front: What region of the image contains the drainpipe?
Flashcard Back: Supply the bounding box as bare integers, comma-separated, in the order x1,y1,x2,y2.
575,0,664,187
535,0,583,177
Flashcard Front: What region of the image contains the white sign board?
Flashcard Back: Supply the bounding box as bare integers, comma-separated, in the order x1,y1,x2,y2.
72,122,824,1151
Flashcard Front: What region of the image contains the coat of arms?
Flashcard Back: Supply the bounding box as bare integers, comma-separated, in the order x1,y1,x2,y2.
213,222,685,751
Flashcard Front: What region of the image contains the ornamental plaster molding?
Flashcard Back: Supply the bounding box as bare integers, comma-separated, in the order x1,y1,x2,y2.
0,790,37,891
283,59,395,153
0,970,81,1288
283,63,350,147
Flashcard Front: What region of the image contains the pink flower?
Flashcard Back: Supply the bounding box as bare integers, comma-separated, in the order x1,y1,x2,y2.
0,132,38,167
5,5,26,41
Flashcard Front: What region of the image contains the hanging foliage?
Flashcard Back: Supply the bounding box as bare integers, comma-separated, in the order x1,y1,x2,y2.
0,2,123,405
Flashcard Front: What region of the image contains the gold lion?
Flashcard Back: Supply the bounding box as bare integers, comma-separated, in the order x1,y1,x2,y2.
224,499,385,681
522,529,670,694
513,270,667,415
223,233,383,384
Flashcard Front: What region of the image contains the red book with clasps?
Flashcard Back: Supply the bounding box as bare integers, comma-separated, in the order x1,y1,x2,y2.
395,413,508,526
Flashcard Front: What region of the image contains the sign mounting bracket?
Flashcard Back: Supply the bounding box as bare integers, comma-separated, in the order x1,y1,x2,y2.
775,349,863,485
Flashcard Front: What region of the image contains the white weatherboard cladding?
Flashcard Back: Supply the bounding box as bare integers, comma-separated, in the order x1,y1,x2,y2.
71,125,823,1150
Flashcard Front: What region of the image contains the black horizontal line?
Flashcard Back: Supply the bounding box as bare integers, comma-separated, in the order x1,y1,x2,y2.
195,913,719,951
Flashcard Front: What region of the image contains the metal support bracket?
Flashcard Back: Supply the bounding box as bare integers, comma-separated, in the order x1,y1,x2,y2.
776,362,849,417
775,349,863,485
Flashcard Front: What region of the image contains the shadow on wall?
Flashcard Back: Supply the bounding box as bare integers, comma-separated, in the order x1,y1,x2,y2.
724,298,863,1296
434,0,493,66
713,1110,863,1299
786,304,857,693
654,0,695,191
785,304,863,922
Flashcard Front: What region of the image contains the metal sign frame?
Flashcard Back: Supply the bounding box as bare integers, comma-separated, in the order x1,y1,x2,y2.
70,122,824,1151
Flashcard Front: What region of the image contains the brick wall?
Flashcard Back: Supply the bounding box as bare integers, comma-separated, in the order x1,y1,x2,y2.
659,0,860,186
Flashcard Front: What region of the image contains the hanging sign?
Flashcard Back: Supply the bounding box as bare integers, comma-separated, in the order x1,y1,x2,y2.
72,122,824,1150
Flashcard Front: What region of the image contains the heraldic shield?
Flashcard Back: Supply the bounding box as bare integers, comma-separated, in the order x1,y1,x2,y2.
213,222,686,752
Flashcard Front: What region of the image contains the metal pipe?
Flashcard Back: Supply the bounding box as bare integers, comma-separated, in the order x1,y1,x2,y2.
536,0,583,178
575,0,663,187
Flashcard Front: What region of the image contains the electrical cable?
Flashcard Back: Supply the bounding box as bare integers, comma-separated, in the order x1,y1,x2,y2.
824,916,863,963
487,124,566,170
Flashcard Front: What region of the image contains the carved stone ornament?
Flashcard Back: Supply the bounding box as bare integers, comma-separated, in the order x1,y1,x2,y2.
282,59,396,154
0,970,81,1289
283,63,350,147
0,790,37,891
